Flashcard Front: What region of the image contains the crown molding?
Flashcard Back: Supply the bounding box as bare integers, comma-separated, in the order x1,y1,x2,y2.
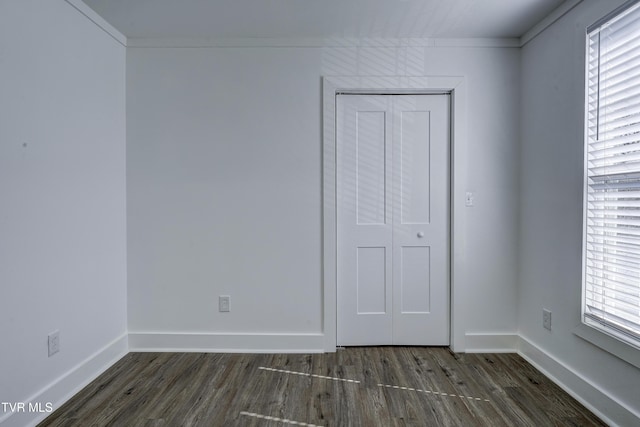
126,36,520,49
520,0,583,47
64,0,127,46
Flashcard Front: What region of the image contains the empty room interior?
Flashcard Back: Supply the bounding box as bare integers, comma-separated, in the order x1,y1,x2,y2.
2,0,640,425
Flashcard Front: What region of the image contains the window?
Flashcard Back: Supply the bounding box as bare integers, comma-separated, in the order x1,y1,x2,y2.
583,0,640,349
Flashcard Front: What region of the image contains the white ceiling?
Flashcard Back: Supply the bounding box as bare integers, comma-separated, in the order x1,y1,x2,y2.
81,0,568,40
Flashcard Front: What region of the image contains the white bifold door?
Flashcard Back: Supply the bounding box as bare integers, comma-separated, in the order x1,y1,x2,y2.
337,94,450,346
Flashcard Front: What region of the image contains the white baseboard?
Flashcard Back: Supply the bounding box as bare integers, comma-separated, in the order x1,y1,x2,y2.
128,332,325,353
518,335,639,427
464,333,518,353
4,332,637,427
0,333,128,427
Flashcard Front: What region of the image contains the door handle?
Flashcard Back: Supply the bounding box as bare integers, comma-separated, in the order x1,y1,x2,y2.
417,231,424,238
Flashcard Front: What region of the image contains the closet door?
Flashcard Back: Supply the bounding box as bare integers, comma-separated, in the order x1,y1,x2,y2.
337,95,393,345
337,94,450,346
391,95,450,345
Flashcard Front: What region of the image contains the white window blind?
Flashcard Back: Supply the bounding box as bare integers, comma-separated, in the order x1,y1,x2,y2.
584,0,640,347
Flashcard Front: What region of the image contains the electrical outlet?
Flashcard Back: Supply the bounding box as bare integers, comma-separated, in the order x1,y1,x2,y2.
48,330,60,357
219,295,230,312
543,309,552,331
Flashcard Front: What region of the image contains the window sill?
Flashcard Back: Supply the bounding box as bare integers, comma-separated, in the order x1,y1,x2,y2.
574,322,640,370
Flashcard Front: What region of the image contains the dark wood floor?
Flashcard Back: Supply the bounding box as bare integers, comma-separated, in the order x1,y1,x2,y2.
39,348,606,426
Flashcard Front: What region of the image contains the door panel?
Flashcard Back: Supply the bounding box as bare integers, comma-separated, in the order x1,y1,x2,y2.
392,95,449,345
357,247,387,314
356,111,386,225
400,246,431,314
399,110,431,224
337,94,449,347
337,95,393,346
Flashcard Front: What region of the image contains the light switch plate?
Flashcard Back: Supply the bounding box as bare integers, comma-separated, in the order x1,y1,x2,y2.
465,192,474,207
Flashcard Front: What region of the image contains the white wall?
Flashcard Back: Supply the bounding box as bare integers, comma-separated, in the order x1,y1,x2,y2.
519,0,640,424
126,42,521,351
0,1,127,425
2,0,638,424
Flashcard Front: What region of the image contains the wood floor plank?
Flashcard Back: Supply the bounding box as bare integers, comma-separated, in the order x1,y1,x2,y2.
38,348,607,427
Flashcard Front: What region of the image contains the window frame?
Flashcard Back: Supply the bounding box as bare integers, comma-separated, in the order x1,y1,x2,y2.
579,0,640,368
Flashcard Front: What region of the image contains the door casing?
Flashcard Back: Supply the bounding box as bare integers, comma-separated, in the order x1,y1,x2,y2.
322,76,468,352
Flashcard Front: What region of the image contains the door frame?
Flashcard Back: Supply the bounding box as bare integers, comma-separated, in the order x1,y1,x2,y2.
322,76,468,352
